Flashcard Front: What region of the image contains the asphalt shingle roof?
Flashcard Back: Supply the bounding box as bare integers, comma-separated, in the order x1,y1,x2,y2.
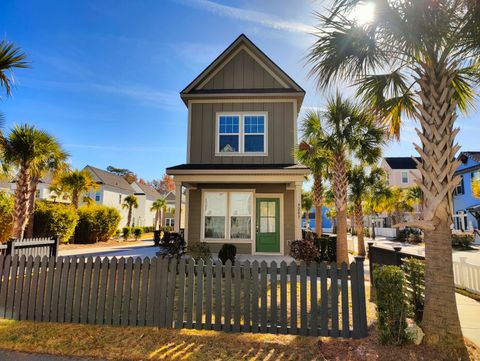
84,165,134,192
135,182,161,199
383,157,421,170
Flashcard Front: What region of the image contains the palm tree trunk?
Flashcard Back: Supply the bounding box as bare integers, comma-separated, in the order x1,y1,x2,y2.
12,165,31,239
305,210,310,230
127,207,132,228
25,177,39,238
154,209,159,230
332,152,349,265
354,201,365,256
415,64,466,356
312,174,323,236
72,190,79,209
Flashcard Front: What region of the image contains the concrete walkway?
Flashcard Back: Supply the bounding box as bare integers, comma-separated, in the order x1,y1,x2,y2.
456,293,480,346
0,350,103,361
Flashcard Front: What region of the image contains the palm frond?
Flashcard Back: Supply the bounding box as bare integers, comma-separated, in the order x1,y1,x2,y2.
0,40,30,96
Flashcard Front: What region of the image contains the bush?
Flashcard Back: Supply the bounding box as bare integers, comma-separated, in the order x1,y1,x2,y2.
33,200,78,243
451,233,475,249
290,239,320,264
188,242,211,262
142,226,154,233
218,244,236,265
397,227,423,244
402,257,425,323
319,235,336,262
373,265,409,345
75,205,121,243
122,226,131,241
0,192,13,243
133,226,143,240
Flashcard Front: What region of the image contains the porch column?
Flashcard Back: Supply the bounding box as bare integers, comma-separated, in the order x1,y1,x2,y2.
294,181,302,240
174,181,182,233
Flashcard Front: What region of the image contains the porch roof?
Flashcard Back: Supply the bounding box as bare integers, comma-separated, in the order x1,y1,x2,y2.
166,163,309,176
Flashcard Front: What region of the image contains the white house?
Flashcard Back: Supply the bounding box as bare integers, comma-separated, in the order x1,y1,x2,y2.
131,181,162,227
83,165,134,227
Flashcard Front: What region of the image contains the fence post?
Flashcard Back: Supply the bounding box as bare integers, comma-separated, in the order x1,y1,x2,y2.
51,235,60,258
393,246,402,266
458,257,467,288
354,256,368,337
6,238,15,256
367,242,375,301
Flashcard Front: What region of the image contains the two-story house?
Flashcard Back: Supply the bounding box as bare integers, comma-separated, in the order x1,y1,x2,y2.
380,157,421,188
453,152,480,240
131,181,163,227
167,34,309,255
161,191,185,229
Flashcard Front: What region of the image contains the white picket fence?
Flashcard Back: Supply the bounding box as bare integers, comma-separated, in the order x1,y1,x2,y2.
453,257,480,295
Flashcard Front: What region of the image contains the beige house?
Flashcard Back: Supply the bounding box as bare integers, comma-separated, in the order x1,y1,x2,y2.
380,157,421,188
167,34,308,255
131,182,163,227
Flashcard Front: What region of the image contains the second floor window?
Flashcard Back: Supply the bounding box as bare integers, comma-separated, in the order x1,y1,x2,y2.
454,175,465,195
401,171,408,183
95,191,101,202
217,113,267,155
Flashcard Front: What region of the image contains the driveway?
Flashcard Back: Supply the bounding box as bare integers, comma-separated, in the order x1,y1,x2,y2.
59,240,158,259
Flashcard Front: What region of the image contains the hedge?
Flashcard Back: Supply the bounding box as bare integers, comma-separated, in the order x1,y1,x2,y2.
75,205,121,243
33,201,79,243
0,192,13,243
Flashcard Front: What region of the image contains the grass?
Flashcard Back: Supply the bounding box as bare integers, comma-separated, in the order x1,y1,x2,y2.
456,287,480,302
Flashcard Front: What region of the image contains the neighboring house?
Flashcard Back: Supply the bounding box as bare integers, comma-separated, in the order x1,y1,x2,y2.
301,206,332,233
83,165,134,227
167,34,309,255
3,172,70,203
380,157,421,188
453,152,480,240
131,181,162,227
161,190,185,229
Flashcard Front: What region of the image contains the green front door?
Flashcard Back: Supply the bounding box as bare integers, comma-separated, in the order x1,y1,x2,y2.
256,198,280,253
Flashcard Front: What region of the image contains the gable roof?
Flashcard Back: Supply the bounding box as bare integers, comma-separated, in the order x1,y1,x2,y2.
84,165,134,192
383,157,421,170
133,182,161,199
459,151,480,164
181,34,305,101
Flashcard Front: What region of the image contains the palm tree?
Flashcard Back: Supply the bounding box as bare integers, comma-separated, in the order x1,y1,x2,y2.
348,166,385,256
317,95,385,265
1,124,62,239
296,110,330,235
0,41,29,123
122,195,138,228
151,198,167,230
54,169,98,208
307,1,479,350
25,146,68,238
301,191,313,230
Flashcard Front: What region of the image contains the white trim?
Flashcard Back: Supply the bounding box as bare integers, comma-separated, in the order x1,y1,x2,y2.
184,188,190,242
187,101,192,163
215,112,268,156
174,182,182,233
197,44,289,89
200,189,256,243
253,193,284,256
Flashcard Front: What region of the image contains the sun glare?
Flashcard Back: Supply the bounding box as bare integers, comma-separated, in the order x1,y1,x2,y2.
350,2,376,25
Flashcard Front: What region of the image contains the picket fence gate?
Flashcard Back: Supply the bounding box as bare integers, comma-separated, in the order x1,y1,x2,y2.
0,255,368,338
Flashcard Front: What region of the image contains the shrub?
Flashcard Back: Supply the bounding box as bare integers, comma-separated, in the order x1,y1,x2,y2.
451,233,475,249
75,205,121,243
142,226,154,233
114,229,121,238
313,235,336,263
218,244,236,265
373,265,409,345
33,200,78,243
0,191,13,243
122,226,131,241
397,227,423,244
290,239,320,264
188,242,211,262
402,257,425,323
133,226,143,240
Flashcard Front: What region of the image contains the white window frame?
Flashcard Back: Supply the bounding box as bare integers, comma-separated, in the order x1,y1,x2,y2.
201,189,255,243
401,170,409,184
165,218,175,227
215,112,268,156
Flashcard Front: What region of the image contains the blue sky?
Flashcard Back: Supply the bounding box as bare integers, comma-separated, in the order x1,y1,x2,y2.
1,0,479,182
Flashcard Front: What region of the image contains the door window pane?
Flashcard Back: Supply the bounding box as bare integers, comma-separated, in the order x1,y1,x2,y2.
259,201,276,233
204,192,227,238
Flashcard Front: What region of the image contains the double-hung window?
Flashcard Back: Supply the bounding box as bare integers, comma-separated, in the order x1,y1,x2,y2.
217,113,267,155
401,171,409,184
203,191,253,241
